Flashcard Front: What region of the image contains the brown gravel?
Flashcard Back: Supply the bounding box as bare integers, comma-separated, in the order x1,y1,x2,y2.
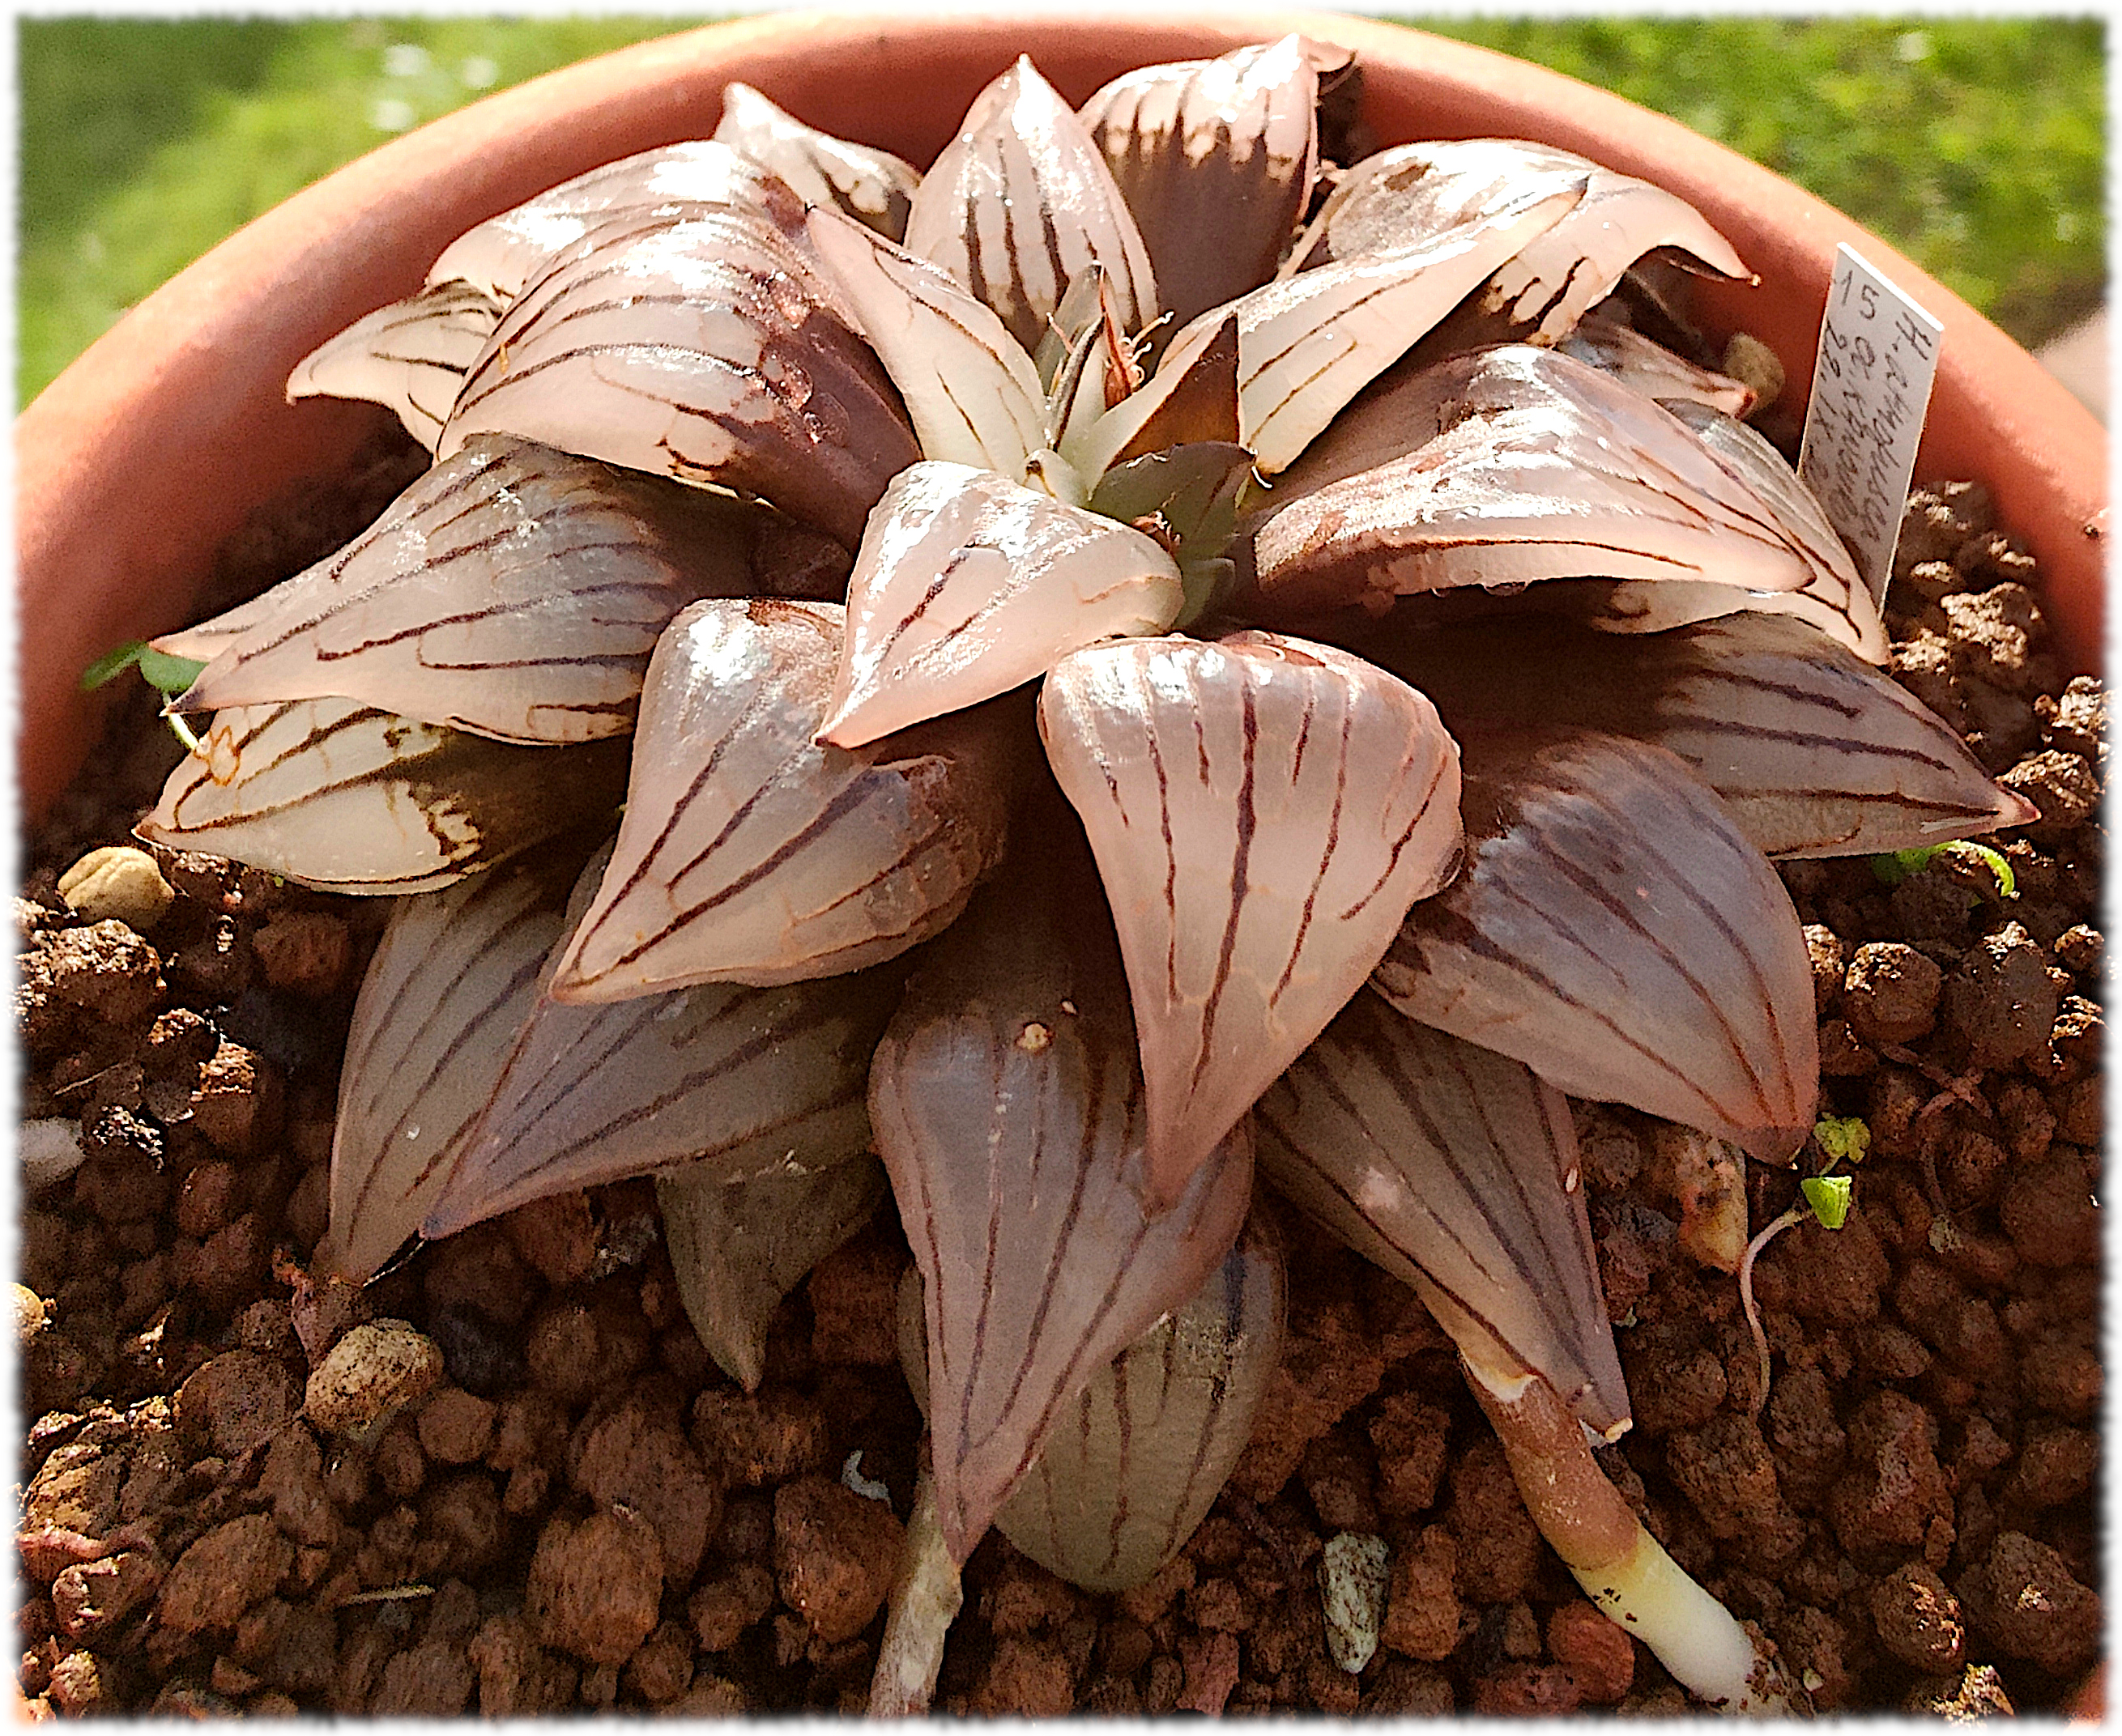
13,449,2102,1717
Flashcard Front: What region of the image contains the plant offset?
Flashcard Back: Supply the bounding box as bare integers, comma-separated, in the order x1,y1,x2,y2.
119,38,2036,1713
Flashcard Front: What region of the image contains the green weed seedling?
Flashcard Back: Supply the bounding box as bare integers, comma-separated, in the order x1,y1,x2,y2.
1737,1116,1868,1410
82,640,207,752
1869,839,2017,900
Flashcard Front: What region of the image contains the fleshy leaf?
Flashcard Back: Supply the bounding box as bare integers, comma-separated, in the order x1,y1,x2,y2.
1370,726,1818,1163
869,829,1255,1562
287,280,501,449
1355,612,2036,857
438,211,919,550
1042,267,1142,453
713,82,921,240
551,599,1015,998
901,1208,1285,1593
427,139,812,304
1080,35,1335,330
1183,180,1582,474
1559,307,1758,419
1246,345,1886,662
423,846,902,1238
1255,989,1629,1437
1290,138,1751,343
816,462,1183,750
902,56,1157,357
135,698,627,895
324,852,581,1280
1063,313,1241,482
805,206,1049,478
1038,631,1463,1206
659,1155,888,1391
169,437,806,743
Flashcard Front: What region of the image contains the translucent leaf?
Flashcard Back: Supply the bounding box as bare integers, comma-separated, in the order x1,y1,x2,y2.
903,56,1157,356
1255,990,1629,1437
805,206,1049,478
1039,631,1463,1205
438,211,919,550
816,462,1182,750
658,1154,888,1391
1371,726,1818,1163
713,81,920,240
870,829,1255,1562
1355,612,2035,857
1559,307,1758,419
135,698,627,895
552,598,1015,998
424,847,902,1239
287,281,501,449
325,853,581,1279
170,437,799,744
901,1207,1285,1592
1081,35,1336,330
1063,312,1240,483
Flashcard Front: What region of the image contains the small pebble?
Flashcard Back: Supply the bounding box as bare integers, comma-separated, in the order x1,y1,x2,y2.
1319,1531,1390,1674
58,847,174,933
305,1320,444,1437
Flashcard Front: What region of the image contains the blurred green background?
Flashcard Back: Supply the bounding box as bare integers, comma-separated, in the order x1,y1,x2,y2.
17,14,2106,409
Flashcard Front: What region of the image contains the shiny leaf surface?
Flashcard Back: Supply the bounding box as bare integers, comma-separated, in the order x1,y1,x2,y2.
714,81,921,240
287,280,501,449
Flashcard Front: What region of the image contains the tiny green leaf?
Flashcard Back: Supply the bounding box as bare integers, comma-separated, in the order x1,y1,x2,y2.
1800,1173,1852,1230
80,640,206,698
1868,839,2015,898
1813,1114,1871,1164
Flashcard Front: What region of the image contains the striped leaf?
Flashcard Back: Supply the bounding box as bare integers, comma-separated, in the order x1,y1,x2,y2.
438,210,919,550
805,206,1049,479
713,81,920,240
135,698,627,895
1063,312,1241,483
1038,631,1463,1206
658,1154,889,1392
1246,345,1888,662
870,832,1255,1564
551,599,1015,999
901,1208,1285,1593
1354,612,2035,857
325,853,581,1279
816,462,1182,750
287,280,501,449
1255,990,1629,1438
902,55,1157,357
427,139,812,304
1040,266,1143,452
423,845,903,1239
168,437,796,744
1289,138,1751,343
1370,726,1818,1164
1081,35,1337,331
1559,308,1758,419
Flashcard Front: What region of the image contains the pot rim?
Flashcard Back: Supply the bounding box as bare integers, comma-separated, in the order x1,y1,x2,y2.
15,10,2106,816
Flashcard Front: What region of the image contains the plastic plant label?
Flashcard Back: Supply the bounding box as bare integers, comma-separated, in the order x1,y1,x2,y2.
1796,243,1944,606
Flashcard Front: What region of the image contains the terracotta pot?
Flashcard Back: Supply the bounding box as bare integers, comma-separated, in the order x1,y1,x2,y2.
18,10,2106,819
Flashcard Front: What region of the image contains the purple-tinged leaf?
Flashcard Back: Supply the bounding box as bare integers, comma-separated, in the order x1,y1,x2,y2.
1255,990,1628,1437
438,211,919,551
422,845,904,1240
870,830,1255,1562
659,1154,888,1391
1370,726,1818,1164
901,1207,1285,1592
816,462,1182,750
1081,36,1339,330
903,56,1157,357
1291,138,1751,343
168,437,812,744
805,206,1049,478
1064,313,1240,483
1559,307,1757,419
324,852,582,1280
1038,631,1463,1206
551,598,1015,998
427,139,812,304
135,698,627,895
1246,345,1887,662
713,82,921,240
1354,612,2035,857
287,280,501,449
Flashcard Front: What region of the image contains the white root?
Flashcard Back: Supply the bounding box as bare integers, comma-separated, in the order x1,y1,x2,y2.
867,1451,962,1717
1463,1355,1791,1714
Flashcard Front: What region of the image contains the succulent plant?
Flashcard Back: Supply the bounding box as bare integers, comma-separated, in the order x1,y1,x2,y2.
126,36,2031,1713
